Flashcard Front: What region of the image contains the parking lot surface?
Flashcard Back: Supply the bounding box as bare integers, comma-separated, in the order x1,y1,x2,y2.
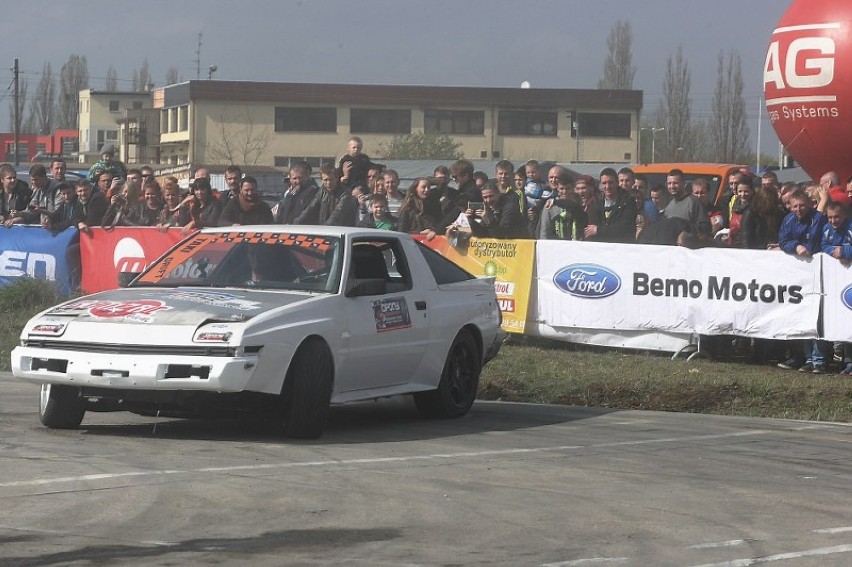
2,373,852,566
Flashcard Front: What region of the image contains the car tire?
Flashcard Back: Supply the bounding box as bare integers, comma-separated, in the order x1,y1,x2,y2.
281,338,333,439
38,384,86,429
414,330,480,418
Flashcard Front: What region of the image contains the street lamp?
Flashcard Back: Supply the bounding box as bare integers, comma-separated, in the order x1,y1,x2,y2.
641,127,665,163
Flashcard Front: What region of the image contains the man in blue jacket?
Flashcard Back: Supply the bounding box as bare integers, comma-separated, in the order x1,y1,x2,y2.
778,189,828,373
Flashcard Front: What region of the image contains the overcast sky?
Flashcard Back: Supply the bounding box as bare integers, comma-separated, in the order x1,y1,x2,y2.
3,0,791,156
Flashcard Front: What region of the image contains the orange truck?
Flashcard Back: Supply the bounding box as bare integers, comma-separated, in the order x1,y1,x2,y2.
632,163,749,207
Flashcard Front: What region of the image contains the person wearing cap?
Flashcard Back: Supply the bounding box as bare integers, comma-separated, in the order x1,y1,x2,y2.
87,144,127,182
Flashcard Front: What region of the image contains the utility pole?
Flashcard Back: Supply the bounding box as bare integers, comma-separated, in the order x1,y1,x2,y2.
13,58,19,166
194,33,202,81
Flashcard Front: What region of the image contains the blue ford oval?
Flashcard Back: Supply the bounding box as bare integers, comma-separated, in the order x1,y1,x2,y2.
843,284,852,311
553,264,621,299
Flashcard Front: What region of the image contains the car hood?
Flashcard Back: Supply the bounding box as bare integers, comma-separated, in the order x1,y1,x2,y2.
43,287,316,326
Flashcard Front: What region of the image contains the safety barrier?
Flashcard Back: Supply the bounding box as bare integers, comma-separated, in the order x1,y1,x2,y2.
2,227,850,351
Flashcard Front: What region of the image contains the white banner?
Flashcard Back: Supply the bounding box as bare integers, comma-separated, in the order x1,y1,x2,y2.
535,241,821,340
822,256,852,342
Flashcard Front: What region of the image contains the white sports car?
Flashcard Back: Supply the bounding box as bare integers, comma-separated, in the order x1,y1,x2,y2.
12,226,504,438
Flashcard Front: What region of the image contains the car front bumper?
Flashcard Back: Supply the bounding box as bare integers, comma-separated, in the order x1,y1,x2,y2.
12,346,260,393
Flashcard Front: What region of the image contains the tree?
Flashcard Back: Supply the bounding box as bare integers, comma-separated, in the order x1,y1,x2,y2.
131,59,152,92
166,66,180,86
597,20,636,90
711,50,750,163
377,132,463,159
57,55,89,129
105,65,118,91
656,46,692,162
205,106,271,165
29,62,56,135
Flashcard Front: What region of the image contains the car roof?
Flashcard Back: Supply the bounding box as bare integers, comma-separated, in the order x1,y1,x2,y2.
199,225,415,241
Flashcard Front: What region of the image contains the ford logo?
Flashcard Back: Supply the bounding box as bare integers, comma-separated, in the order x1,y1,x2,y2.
843,284,852,310
553,264,621,299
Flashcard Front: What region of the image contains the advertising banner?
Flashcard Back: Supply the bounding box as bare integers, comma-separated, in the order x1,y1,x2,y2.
536,241,821,340
822,256,852,341
418,235,535,333
79,227,185,293
0,226,78,295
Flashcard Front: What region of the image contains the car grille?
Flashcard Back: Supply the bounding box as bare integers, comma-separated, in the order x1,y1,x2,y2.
22,339,233,357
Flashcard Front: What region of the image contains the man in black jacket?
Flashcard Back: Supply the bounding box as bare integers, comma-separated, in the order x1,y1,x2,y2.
583,167,637,243
75,179,108,232
275,163,318,224
467,182,528,239
219,176,274,226
295,164,359,227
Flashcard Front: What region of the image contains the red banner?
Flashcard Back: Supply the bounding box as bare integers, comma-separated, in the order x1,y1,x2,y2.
79,227,186,293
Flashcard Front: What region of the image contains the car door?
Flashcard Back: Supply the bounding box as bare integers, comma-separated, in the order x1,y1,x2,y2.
338,237,430,393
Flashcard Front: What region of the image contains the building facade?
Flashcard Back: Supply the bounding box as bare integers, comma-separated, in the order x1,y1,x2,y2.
78,89,153,161
153,81,643,168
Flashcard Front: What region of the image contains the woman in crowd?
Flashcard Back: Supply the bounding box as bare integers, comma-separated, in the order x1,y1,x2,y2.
184,177,222,232
157,177,192,232
102,179,140,227
132,180,164,226
728,179,753,247
741,186,783,251
397,177,440,234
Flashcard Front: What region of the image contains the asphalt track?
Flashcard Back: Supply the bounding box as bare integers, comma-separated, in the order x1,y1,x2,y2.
2,372,852,566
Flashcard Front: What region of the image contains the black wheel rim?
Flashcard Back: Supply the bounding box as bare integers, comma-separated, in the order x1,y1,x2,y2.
447,342,474,406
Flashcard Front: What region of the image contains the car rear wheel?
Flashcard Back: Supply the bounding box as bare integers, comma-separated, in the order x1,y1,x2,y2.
414,330,480,418
39,384,86,429
281,338,333,439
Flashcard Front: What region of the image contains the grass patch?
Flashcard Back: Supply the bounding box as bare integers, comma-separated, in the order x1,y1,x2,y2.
0,279,66,372
480,338,852,422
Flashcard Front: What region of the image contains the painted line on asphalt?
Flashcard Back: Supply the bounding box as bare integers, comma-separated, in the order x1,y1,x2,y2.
691,543,852,567
542,558,628,566
0,430,765,489
687,540,747,550
813,526,852,534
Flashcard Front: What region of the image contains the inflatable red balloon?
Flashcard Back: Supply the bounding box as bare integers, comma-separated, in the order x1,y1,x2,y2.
765,0,852,182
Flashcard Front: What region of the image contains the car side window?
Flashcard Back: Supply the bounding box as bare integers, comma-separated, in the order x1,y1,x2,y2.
415,242,475,284
350,239,412,293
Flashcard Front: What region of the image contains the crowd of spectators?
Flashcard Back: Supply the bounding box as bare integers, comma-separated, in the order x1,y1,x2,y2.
1,137,850,373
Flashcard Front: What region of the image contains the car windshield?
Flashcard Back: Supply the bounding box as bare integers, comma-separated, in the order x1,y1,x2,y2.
134,231,342,293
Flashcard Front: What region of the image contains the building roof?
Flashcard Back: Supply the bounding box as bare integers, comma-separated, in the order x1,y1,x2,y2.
160,81,643,111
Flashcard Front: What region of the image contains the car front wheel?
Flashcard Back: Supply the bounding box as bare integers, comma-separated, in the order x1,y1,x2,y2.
39,384,86,429
414,330,481,418
280,338,333,439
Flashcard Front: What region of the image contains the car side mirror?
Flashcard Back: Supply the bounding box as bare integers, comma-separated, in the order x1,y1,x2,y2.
345,278,387,297
118,271,141,288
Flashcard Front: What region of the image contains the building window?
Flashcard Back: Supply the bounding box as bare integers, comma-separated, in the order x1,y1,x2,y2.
350,109,411,134
424,110,484,135
132,101,143,110
577,112,631,138
274,156,336,168
109,100,120,112
179,105,188,131
275,107,337,132
497,111,558,136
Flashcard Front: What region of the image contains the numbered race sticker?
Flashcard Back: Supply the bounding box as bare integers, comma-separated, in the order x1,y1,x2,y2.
372,296,412,332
